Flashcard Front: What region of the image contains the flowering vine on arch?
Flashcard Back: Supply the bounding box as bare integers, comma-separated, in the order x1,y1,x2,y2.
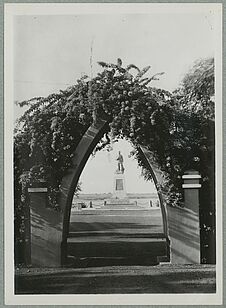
14,58,215,262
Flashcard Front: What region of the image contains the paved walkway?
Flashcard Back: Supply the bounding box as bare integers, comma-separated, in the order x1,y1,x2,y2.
15,264,216,294
68,207,166,261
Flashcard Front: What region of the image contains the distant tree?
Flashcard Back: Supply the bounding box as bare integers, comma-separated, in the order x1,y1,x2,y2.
174,57,215,263
173,57,214,184
177,57,214,119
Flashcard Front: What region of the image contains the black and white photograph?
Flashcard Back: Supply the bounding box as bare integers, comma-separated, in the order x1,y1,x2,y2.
4,3,222,305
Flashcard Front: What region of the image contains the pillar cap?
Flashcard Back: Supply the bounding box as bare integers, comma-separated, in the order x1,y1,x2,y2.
183,170,201,179
182,174,201,179
182,183,201,189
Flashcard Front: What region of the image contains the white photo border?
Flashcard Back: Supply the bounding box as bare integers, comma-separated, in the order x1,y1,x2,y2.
4,2,223,305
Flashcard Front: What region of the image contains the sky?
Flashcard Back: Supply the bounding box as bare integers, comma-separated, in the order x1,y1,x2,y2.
13,5,216,194
14,10,215,104
79,139,156,194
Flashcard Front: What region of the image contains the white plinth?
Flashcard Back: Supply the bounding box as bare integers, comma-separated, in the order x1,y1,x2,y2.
112,171,127,199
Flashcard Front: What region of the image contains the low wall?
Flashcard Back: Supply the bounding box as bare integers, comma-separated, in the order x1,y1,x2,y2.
167,205,200,264
29,190,63,267
166,170,201,264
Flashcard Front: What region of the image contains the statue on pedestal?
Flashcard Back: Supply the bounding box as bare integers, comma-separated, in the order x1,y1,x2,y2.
116,151,125,174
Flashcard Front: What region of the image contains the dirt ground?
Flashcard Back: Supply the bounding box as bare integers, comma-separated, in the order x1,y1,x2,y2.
15,264,216,294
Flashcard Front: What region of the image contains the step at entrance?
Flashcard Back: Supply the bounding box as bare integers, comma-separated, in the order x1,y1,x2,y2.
67,234,168,263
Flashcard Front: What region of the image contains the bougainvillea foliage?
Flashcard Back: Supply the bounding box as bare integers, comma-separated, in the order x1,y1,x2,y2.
14,58,215,264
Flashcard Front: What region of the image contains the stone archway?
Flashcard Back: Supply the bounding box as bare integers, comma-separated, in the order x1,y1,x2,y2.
28,118,201,267
28,119,169,266
58,120,169,265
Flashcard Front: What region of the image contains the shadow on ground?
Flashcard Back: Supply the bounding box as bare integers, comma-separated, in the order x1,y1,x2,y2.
66,256,159,268
15,264,216,294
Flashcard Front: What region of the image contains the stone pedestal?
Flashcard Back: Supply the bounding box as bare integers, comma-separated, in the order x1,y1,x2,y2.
112,171,127,199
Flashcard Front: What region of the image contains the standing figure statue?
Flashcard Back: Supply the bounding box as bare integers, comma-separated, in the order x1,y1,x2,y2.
117,151,125,173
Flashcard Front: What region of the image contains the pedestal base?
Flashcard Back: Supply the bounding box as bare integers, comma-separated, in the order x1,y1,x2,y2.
105,198,134,205
112,171,127,199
